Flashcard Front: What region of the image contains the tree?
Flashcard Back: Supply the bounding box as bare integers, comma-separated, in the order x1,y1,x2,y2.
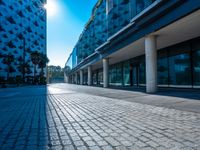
38,53,49,77
38,53,49,84
30,51,41,82
17,56,32,81
2,53,15,80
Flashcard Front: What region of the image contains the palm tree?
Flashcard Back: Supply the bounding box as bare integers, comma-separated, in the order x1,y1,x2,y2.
17,56,32,82
2,53,15,80
38,53,49,77
30,51,40,82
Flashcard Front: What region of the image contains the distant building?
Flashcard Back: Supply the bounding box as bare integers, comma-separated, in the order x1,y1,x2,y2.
65,0,200,93
0,0,46,82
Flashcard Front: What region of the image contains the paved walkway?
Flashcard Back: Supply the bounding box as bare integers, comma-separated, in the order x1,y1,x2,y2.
0,84,200,150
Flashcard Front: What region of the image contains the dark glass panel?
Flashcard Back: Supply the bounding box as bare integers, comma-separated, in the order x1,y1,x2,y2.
123,61,130,86
92,71,98,85
139,61,145,85
98,70,103,85
116,63,123,86
169,53,191,86
109,66,116,86
132,66,138,86
158,50,168,85
192,38,200,87
193,50,200,86
83,72,88,85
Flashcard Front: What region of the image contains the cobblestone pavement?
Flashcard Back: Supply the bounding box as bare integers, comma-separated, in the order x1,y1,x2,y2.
0,85,200,150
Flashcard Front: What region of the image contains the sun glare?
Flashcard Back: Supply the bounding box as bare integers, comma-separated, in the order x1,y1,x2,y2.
44,0,58,17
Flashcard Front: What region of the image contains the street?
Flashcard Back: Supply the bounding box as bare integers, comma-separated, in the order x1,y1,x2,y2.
0,84,200,150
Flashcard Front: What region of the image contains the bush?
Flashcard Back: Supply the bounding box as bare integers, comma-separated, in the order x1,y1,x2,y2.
40,76,46,85
7,77,15,84
15,75,22,85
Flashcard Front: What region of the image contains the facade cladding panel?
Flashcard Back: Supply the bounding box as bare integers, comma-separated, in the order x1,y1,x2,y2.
65,0,200,89
0,0,46,79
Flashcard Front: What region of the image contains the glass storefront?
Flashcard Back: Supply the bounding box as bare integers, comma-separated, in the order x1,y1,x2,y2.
90,37,200,89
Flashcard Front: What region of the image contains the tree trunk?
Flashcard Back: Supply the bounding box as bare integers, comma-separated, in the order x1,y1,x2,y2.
34,65,36,83
7,65,9,81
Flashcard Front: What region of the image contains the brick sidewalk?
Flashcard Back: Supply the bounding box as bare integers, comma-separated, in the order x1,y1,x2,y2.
0,86,200,150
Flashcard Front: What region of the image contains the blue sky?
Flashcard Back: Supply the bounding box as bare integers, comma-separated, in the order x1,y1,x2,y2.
47,0,97,67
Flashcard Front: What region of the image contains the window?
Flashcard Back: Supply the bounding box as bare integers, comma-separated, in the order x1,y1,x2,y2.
106,0,113,14
192,40,200,87
123,61,130,86
193,50,200,86
169,53,191,86
139,61,146,85
158,50,168,86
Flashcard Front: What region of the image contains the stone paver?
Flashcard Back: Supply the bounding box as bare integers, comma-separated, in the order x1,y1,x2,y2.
0,84,200,150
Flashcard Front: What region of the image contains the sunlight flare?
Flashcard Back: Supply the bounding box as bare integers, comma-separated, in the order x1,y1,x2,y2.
44,0,58,17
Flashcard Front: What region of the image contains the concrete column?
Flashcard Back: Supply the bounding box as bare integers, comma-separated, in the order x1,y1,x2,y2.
103,58,109,88
80,70,83,85
88,66,92,86
64,73,68,83
75,72,78,84
145,35,157,93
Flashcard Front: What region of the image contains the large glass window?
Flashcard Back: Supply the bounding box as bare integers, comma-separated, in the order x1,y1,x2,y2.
83,72,88,85
158,50,168,86
116,64,123,86
109,66,116,86
92,71,98,85
139,61,146,85
192,40,200,87
193,50,200,86
169,53,191,86
98,70,103,85
123,61,130,86
109,63,123,86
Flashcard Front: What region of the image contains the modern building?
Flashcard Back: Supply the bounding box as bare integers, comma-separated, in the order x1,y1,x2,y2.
0,0,46,82
65,0,200,93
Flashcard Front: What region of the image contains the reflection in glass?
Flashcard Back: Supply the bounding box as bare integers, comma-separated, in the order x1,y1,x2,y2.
193,50,200,86
98,70,103,85
158,57,168,85
139,62,145,85
169,53,191,86
123,61,130,86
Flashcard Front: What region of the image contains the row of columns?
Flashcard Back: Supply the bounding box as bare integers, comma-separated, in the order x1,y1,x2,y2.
68,35,157,93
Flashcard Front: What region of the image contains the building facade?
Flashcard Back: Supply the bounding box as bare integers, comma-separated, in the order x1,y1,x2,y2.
65,0,200,93
0,0,46,82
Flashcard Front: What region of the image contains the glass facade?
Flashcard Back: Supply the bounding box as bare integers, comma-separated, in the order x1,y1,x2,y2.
66,0,156,70
89,37,200,89
65,0,200,89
